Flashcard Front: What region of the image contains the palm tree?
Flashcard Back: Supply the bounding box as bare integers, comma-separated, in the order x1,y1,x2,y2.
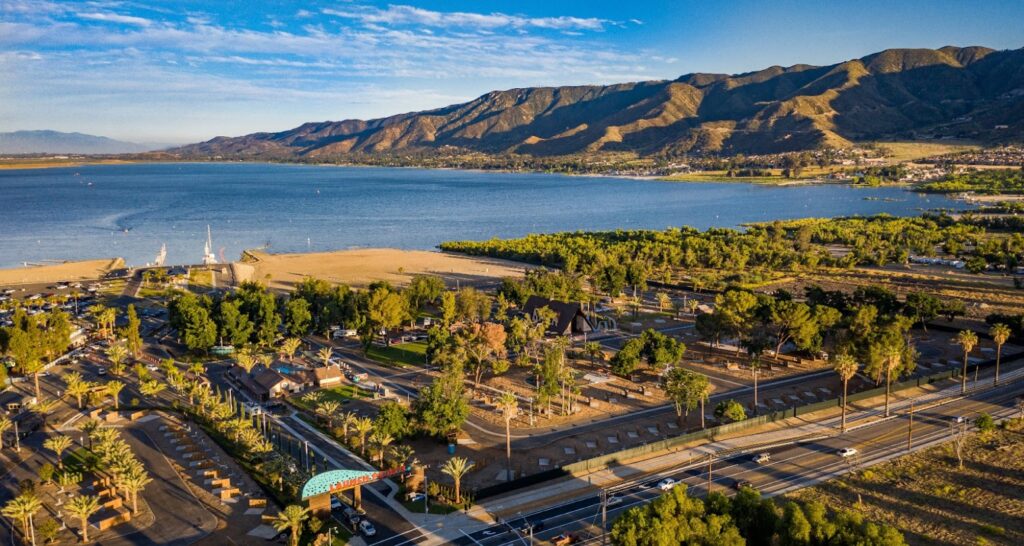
271,505,310,546
106,343,129,376
990,323,1011,386
388,444,415,470
106,381,125,410
67,379,92,410
955,330,978,394
317,400,341,429
694,374,712,430
66,494,102,543
0,417,11,450
281,338,302,361
354,417,373,456
78,419,99,449
656,292,671,313
883,348,900,417
687,298,700,316
236,352,257,375
44,435,74,470
317,347,333,367
832,354,859,433
495,391,518,481
441,456,474,505
369,431,394,467
584,342,603,366
341,412,358,439
115,465,152,513
2,492,42,544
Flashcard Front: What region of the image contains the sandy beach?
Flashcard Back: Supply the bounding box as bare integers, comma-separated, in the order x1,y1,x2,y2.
236,248,531,291
0,258,122,286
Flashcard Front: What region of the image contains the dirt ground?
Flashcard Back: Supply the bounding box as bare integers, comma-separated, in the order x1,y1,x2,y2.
791,418,1024,546
0,257,122,286
235,248,530,291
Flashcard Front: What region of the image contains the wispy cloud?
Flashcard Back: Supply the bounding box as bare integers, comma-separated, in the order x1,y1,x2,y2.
322,4,612,31
77,11,153,27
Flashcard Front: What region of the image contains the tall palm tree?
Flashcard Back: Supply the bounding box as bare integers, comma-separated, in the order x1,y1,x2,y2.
832,354,859,433
341,412,358,439
2,492,42,544
883,348,901,417
990,323,1011,386
441,456,474,505
106,343,129,377
67,380,92,410
388,444,415,470
78,419,99,449
0,417,11,450
106,381,125,410
369,431,394,467
955,330,978,394
495,391,518,481
317,400,341,429
44,435,74,470
317,347,333,367
115,465,152,513
281,338,302,361
66,495,101,543
353,417,373,456
271,505,310,546
695,374,712,430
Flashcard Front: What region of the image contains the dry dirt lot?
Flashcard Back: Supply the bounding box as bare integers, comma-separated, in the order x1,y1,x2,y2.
0,258,122,286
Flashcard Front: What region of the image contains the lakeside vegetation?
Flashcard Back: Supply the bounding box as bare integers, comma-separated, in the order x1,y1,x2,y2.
917,169,1024,194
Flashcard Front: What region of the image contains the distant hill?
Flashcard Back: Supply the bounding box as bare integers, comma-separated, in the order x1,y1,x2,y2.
172,45,1024,158
0,130,152,154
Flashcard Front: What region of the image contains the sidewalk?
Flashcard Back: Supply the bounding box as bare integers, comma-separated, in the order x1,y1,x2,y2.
429,364,1024,542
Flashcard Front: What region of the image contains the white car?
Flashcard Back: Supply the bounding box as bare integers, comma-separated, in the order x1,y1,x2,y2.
146,364,160,371
837,447,858,458
358,520,376,537
753,452,771,464
656,478,677,491
97,368,107,376
605,494,623,507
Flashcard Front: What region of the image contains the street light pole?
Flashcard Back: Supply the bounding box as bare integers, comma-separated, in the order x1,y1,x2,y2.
707,454,713,494
907,401,914,451
601,489,608,546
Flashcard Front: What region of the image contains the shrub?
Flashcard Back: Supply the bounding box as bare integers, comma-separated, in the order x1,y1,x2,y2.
975,413,995,433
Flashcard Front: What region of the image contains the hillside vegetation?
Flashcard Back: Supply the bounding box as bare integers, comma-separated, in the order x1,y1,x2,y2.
171,46,1024,159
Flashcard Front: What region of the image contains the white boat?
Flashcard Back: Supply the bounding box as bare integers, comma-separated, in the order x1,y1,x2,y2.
154,243,167,267
203,225,217,265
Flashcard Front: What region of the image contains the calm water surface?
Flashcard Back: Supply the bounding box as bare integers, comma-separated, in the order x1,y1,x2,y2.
0,162,969,268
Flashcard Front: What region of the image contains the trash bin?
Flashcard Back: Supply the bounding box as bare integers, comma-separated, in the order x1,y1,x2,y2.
447,443,456,455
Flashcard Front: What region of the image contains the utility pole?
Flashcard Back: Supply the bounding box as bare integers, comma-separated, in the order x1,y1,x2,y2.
707,454,713,494
14,421,21,452
907,401,914,451
601,488,608,546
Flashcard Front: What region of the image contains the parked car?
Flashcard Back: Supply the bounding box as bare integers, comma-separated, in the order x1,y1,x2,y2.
837,447,858,458
656,478,677,491
358,520,376,537
753,452,771,464
97,367,107,376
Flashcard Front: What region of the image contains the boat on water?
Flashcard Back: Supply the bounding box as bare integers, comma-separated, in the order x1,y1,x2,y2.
154,243,167,267
203,225,217,265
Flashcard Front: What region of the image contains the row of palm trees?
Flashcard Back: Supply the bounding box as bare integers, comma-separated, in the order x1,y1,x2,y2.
64,370,127,411
830,323,1013,434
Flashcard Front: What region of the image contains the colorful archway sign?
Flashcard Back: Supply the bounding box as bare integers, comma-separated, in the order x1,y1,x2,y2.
301,466,408,500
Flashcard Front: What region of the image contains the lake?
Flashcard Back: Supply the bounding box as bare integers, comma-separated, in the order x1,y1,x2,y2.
0,162,969,268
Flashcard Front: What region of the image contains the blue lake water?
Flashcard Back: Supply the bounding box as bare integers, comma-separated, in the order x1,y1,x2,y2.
0,162,969,268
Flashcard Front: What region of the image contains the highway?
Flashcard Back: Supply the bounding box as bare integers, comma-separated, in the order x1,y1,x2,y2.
448,377,1024,546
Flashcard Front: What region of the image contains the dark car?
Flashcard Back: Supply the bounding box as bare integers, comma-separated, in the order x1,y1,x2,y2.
732,479,753,491
517,519,545,534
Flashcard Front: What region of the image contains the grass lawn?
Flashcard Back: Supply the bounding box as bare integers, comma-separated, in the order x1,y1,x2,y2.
63,447,98,474
188,269,215,289
366,341,428,368
290,384,372,413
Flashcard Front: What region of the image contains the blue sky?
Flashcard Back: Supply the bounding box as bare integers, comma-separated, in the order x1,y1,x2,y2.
2,1,1023,144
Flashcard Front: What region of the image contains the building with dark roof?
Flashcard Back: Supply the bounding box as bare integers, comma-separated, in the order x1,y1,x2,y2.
521,295,594,336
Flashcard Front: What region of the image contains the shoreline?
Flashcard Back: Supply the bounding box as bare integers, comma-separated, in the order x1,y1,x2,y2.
0,258,123,286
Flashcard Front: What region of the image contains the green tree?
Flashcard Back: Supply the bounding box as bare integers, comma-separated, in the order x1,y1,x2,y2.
367,286,408,344
218,299,254,347
122,305,143,358
955,329,978,394
990,323,1010,386
43,435,73,470
441,456,474,505
495,391,518,481
414,351,469,437
271,505,310,546
374,401,411,439
66,494,101,543
2,492,43,545
832,354,859,433
284,297,312,337
714,399,746,422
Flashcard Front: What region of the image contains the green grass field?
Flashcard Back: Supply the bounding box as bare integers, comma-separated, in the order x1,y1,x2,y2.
366,341,428,367
289,384,371,412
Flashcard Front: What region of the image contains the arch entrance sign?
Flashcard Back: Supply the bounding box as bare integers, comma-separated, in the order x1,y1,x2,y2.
301,467,407,517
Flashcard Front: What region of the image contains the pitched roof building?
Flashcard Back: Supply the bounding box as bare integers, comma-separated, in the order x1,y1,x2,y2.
521,295,594,336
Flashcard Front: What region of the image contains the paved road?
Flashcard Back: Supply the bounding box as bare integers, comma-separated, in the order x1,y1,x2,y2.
450,379,1024,546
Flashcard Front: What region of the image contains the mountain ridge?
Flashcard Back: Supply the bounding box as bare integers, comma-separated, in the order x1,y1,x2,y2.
171,46,1024,158
0,130,154,154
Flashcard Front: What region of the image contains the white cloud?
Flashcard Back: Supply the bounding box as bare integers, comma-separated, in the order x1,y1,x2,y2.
323,5,610,31
77,11,152,27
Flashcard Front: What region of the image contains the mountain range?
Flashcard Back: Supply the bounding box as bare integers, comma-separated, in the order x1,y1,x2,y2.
172,46,1024,158
0,130,156,155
